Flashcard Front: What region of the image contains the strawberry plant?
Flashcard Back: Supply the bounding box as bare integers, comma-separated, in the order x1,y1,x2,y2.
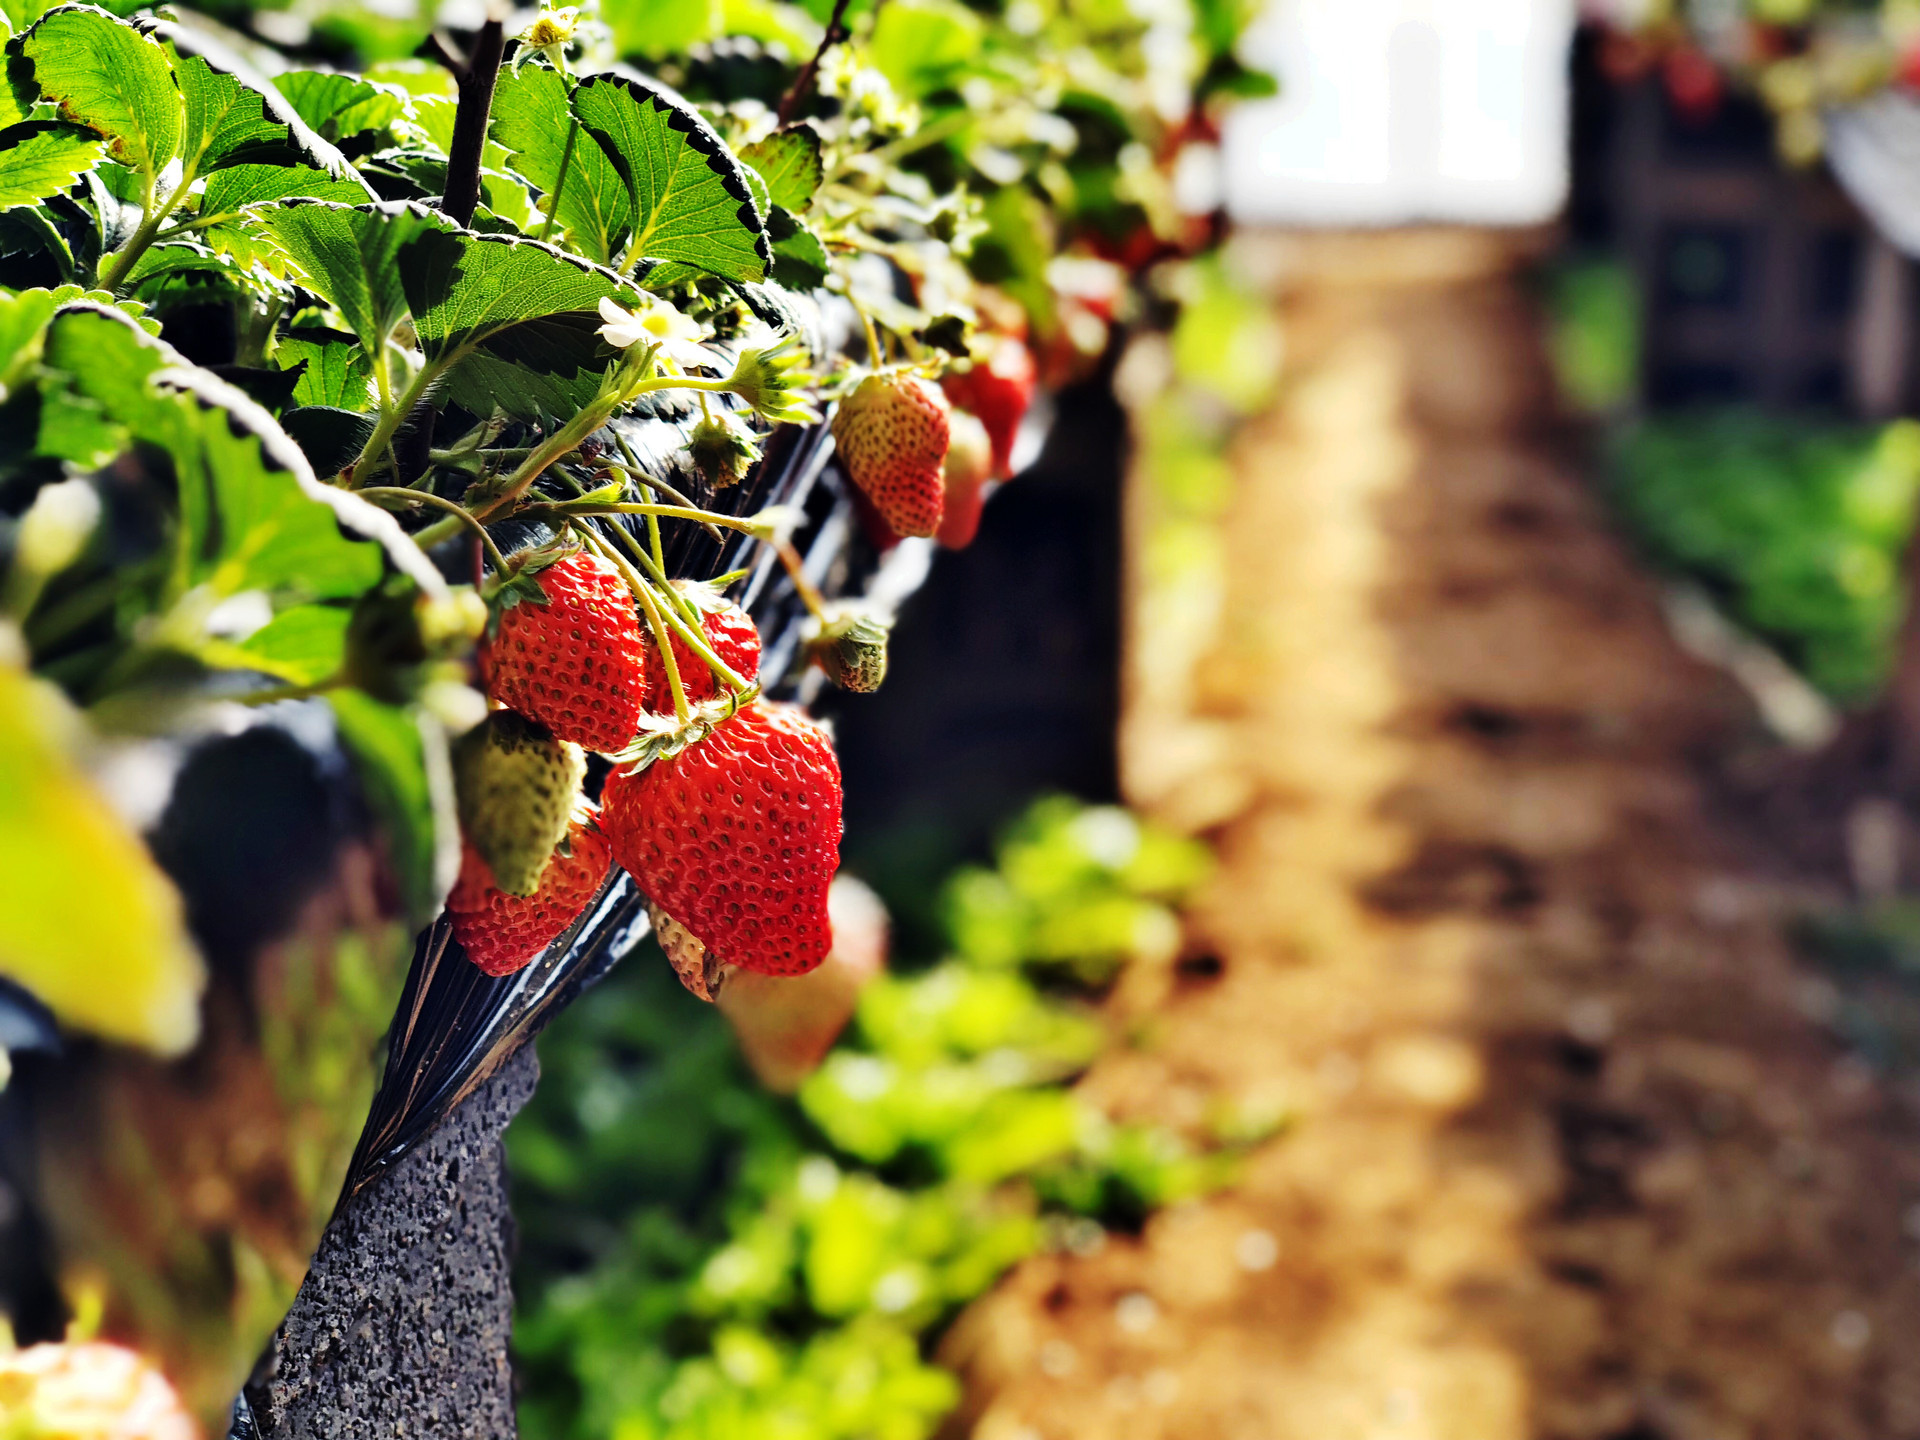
0,0,1268,1426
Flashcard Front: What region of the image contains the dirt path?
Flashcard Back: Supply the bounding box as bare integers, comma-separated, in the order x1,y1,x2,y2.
942,231,1920,1440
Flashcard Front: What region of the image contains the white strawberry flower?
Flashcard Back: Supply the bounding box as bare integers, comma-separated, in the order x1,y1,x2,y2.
597,296,710,368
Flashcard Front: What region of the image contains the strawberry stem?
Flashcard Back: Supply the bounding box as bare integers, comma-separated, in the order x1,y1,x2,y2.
773,537,829,621
577,526,691,724
553,501,764,533
652,589,754,695
853,299,884,368
360,487,510,577
595,517,703,626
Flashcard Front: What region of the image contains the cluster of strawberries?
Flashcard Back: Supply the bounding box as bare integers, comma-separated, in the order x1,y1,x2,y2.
447,551,842,984
833,333,1036,550
442,332,1036,988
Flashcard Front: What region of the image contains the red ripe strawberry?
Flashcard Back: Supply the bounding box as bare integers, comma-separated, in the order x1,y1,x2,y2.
937,409,995,551
641,581,762,714
831,371,950,538
447,814,613,976
1663,45,1722,120
942,335,1034,480
481,550,647,753
600,700,842,976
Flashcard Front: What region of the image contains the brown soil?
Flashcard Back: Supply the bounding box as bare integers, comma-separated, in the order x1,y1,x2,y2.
941,231,1920,1440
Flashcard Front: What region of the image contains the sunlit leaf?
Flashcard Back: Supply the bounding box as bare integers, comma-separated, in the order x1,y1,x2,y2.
7,4,181,180
274,328,373,410
253,197,438,354
196,162,371,223
490,64,632,266
225,602,350,683
572,72,769,282
740,126,822,213
41,302,443,597
0,120,102,206
146,22,358,179
0,658,204,1055
272,69,406,145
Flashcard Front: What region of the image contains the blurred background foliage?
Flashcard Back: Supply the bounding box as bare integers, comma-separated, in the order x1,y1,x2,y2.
508,795,1262,1440
1543,253,1920,703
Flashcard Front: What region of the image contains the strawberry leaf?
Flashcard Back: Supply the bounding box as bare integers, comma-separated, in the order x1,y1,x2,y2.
490,64,632,267
254,198,439,355
274,329,375,410
571,73,770,283
223,601,351,684
6,5,180,183
141,22,361,180
41,302,440,599
739,125,822,213
272,70,407,146
0,120,102,207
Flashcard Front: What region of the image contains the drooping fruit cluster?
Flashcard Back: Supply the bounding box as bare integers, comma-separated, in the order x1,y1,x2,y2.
455,541,846,989
601,701,843,978
831,371,951,538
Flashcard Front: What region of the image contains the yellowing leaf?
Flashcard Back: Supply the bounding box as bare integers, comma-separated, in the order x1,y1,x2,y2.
0,654,204,1055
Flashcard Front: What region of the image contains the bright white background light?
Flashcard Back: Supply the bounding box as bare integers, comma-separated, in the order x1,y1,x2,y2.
1223,0,1575,228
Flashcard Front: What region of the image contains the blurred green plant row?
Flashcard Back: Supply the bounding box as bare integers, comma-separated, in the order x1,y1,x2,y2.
1545,258,1920,702
509,795,1265,1440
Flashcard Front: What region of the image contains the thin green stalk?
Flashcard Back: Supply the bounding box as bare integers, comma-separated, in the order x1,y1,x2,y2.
359,487,510,575
605,462,722,541
852,298,884,367
236,675,346,706
556,501,764,531
348,356,444,488
98,162,201,293
598,516,699,624
579,527,690,723
539,114,581,243
651,584,753,694
772,536,829,621
646,509,667,574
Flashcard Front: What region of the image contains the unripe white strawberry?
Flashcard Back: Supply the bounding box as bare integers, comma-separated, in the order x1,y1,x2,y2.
716,876,888,1091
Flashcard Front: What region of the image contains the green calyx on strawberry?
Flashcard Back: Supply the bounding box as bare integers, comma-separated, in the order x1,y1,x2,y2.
808,608,891,694
941,334,1035,480
452,709,586,896
601,699,842,977
725,334,820,425
687,409,762,490
830,369,951,538
448,808,612,976
480,546,650,754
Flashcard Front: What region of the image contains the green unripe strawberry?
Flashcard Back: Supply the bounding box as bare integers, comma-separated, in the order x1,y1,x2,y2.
686,410,761,490
811,611,890,694
452,710,586,897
